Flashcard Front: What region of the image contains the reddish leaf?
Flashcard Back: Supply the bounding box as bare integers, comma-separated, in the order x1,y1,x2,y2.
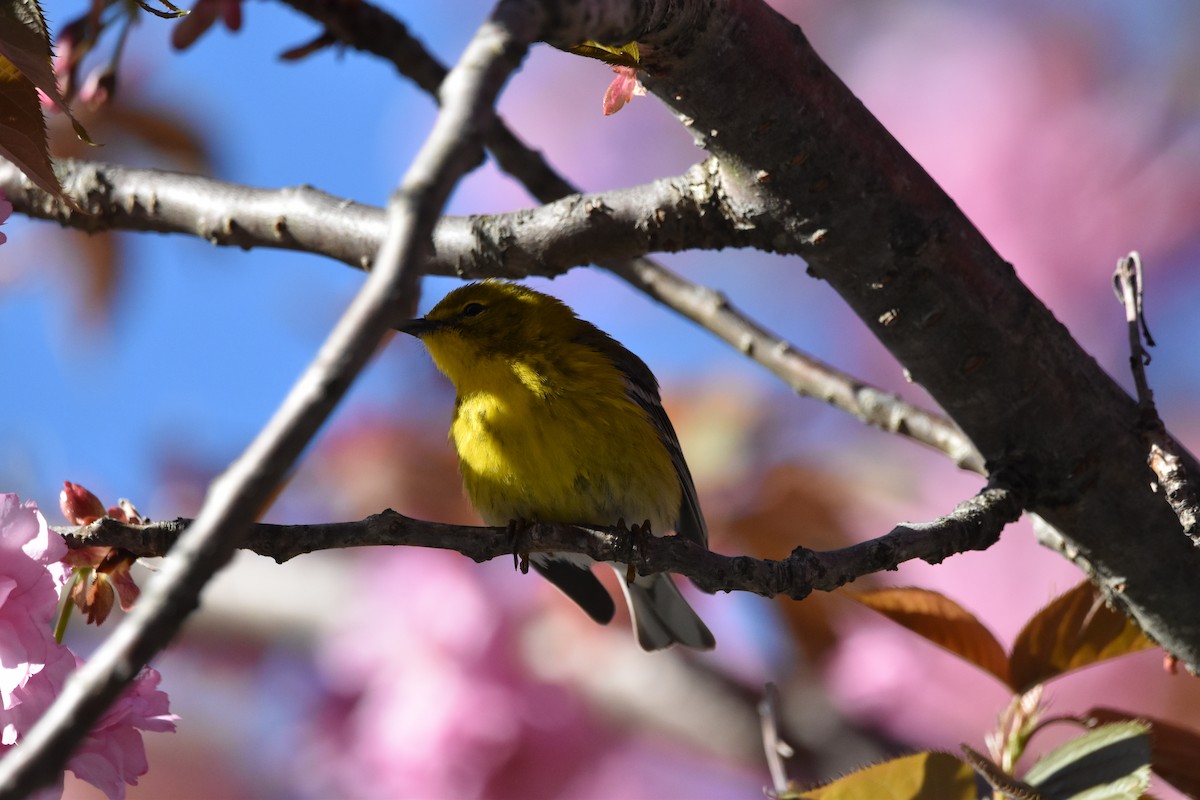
1009,581,1155,692
796,752,978,799
0,0,65,108
0,0,90,195
850,587,1010,685
1088,707,1200,798
603,66,645,116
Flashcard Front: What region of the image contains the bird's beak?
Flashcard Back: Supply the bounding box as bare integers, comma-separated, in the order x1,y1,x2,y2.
394,317,444,337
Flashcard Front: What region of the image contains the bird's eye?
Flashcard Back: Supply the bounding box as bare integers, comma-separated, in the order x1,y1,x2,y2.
462,302,486,317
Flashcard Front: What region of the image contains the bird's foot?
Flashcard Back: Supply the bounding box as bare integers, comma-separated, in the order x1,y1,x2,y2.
507,517,532,574
619,519,652,584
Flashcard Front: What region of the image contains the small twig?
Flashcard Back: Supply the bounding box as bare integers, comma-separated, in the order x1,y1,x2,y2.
1113,252,1200,545
59,483,1023,599
758,683,795,798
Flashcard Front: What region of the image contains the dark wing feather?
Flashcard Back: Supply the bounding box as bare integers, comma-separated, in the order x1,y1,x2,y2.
531,556,616,623
572,324,709,548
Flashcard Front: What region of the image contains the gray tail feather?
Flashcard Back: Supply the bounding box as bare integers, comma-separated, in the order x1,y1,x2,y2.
617,570,715,651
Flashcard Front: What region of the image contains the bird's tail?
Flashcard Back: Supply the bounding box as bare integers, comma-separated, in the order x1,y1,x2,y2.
617,570,715,651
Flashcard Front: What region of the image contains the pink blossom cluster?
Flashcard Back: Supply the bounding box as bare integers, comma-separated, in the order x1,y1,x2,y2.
303,551,756,798
0,494,176,800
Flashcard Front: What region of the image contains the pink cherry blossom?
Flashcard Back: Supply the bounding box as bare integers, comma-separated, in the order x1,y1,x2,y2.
0,494,176,800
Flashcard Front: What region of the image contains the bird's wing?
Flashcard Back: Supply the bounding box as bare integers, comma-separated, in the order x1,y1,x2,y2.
633,386,709,548
576,325,709,548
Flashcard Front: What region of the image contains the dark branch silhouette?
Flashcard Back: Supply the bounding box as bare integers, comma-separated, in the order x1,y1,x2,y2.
0,4,544,797
58,484,1022,599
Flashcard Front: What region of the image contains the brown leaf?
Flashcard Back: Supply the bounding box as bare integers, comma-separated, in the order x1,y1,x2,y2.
796,751,979,799
1009,581,1155,693
1088,707,1200,798
0,0,91,195
0,53,61,197
850,587,1010,686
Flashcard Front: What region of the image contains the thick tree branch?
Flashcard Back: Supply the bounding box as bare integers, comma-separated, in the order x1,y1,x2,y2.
516,0,1200,663
0,2,543,797
58,484,1022,599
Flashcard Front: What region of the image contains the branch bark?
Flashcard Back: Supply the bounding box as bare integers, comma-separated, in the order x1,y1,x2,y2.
0,158,759,271
58,484,1022,599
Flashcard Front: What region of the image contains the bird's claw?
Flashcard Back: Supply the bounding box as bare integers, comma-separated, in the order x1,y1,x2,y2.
619,518,652,584
507,518,532,574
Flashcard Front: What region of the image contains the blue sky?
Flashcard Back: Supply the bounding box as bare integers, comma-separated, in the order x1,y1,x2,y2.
3,0,1199,519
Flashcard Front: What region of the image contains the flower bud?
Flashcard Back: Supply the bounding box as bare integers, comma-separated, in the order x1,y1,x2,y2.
60,481,106,525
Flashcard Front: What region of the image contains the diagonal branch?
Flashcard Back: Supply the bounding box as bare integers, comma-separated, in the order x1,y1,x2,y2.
606,257,985,473
0,2,543,796
59,483,1023,599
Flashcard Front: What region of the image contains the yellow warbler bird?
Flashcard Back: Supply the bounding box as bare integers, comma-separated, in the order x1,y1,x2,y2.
397,280,715,651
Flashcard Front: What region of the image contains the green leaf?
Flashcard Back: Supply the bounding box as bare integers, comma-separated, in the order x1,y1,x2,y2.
1009,581,1155,693
796,752,979,800
1087,708,1200,798
1023,721,1151,800
850,587,1010,686
566,40,640,68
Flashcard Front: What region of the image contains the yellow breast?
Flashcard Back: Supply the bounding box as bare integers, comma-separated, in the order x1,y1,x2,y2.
448,354,681,533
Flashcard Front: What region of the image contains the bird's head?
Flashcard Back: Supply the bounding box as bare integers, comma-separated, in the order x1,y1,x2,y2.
396,280,579,386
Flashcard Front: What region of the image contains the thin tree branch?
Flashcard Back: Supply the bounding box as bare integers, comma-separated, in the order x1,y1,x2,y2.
516,0,1200,664
0,159,387,269
0,2,542,796
1113,252,1200,545
0,154,981,469
57,484,1022,599
279,0,578,202
605,256,986,473
0,158,758,271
